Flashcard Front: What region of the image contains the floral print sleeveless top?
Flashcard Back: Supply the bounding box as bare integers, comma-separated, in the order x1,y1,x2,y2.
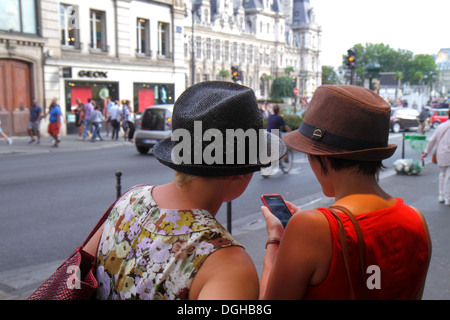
95,185,242,300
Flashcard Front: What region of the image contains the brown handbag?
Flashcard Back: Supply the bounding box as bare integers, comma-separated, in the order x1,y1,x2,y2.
432,151,437,164
329,206,367,300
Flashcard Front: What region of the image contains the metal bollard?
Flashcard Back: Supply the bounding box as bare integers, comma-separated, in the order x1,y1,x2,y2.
116,171,122,199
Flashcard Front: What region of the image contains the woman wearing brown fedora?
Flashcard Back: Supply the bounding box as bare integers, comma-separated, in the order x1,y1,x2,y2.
83,81,286,300
260,85,431,300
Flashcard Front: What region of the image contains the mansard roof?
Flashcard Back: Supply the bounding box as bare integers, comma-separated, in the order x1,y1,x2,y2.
243,0,283,13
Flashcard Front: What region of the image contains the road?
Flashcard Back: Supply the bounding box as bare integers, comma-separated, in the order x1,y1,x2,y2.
0,132,418,273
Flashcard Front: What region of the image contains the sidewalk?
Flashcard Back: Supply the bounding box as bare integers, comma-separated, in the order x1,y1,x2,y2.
0,133,133,155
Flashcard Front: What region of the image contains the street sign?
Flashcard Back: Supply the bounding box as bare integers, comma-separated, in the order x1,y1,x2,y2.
294,88,299,95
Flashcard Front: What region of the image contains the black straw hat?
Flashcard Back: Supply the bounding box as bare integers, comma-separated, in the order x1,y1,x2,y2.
153,81,287,176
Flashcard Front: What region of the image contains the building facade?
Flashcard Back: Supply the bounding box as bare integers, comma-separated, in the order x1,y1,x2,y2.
185,0,321,99
0,0,321,136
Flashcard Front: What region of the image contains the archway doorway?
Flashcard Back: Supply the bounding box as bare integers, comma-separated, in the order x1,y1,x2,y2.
0,59,32,135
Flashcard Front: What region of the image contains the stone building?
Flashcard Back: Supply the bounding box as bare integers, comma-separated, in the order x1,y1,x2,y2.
0,0,320,136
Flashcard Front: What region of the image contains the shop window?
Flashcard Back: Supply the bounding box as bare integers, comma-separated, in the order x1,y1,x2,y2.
90,10,107,52
60,4,80,49
133,83,174,114
0,0,38,34
137,18,151,56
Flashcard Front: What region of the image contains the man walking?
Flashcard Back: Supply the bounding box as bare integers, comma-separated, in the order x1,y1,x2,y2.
83,98,94,141
28,99,42,144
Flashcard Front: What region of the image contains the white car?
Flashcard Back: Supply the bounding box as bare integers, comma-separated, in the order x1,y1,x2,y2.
134,104,173,154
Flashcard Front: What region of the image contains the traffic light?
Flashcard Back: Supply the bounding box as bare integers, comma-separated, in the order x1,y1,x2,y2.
346,48,356,69
231,66,240,82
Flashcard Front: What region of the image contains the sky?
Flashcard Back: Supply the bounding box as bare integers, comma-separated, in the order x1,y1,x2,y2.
309,0,449,68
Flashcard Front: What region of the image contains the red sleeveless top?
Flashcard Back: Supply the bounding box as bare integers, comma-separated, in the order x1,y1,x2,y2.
304,198,429,300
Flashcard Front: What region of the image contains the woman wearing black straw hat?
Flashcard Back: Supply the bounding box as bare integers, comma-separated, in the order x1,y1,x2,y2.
260,85,432,300
83,81,286,300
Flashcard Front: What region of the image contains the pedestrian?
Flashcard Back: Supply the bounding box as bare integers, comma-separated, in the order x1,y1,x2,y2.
107,100,121,140
83,98,94,141
266,104,291,169
421,109,450,206
89,102,104,142
103,97,114,137
260,85,431,300
125,102,135,142
82,81,286,300
121,100,130,140
48,98,62,148
0,118,13,145
418,106,431,134
28,98,42,144
75,98,85,139
267,104,291,133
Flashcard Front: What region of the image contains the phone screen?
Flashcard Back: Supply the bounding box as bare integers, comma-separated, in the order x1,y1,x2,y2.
261,195,292,228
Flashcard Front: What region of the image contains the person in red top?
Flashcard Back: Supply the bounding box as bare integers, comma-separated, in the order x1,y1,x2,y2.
260,85,432,300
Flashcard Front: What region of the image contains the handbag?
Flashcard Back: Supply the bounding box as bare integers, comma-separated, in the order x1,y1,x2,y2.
329,205,367,300
432,151,437,164
27,200,117,300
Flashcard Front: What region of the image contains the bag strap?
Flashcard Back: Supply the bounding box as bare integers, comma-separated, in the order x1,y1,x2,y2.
81,199,118,248
329,206,367,299
81,184,147,249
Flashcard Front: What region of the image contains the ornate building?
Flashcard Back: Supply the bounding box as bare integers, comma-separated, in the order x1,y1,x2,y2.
185,0,322,99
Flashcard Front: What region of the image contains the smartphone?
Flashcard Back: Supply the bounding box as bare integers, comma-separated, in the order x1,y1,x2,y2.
261,194,292,228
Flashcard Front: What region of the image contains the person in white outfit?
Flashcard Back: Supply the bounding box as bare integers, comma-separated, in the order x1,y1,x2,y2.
422,110,450,206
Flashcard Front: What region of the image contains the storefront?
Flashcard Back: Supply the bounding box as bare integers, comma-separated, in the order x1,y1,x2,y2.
61,66,176,134
133,82,175,113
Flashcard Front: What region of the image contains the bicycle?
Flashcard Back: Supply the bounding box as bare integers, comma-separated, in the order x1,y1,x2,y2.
260,147,294,178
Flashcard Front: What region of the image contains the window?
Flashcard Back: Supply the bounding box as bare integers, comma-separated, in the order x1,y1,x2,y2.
223,41,229,62
90,10,106,52
0,0,38,34
137,18,150,56
195,36,202,59
214,39,221,61
158,22,170,57
206,38,211,60
60,4,79,48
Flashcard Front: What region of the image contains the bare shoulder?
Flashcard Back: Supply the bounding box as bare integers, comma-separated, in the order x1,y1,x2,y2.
287,208,330,237
189,246,259,300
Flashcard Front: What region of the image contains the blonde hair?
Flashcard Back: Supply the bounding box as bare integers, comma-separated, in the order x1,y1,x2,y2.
174,171,195,189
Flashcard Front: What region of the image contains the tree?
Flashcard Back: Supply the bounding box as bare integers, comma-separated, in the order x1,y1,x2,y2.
322,66,341,84
341,43,437,86
408,54,437,85
271,76,294,99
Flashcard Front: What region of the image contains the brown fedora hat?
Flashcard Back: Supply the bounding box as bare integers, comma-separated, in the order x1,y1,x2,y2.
283,85,397,161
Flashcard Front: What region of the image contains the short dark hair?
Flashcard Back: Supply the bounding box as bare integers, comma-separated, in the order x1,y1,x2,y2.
309,155,385,176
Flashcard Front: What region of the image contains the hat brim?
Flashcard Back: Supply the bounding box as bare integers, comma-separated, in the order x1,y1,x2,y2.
282,130,397,161
153,131,287,176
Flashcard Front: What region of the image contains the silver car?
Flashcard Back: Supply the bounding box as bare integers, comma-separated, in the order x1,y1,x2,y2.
134,104,173,154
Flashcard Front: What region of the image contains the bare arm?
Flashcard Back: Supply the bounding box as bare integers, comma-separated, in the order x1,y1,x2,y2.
189,246,259,300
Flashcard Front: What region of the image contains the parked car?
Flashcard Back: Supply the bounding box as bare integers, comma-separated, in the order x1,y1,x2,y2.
134,104,174,154
430,109,448,129
390,108,420,133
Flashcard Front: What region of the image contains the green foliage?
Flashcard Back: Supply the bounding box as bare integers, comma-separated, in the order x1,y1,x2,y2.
322,66,341,84
341,43,437,85
283,114,303,130
271,76,294,99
